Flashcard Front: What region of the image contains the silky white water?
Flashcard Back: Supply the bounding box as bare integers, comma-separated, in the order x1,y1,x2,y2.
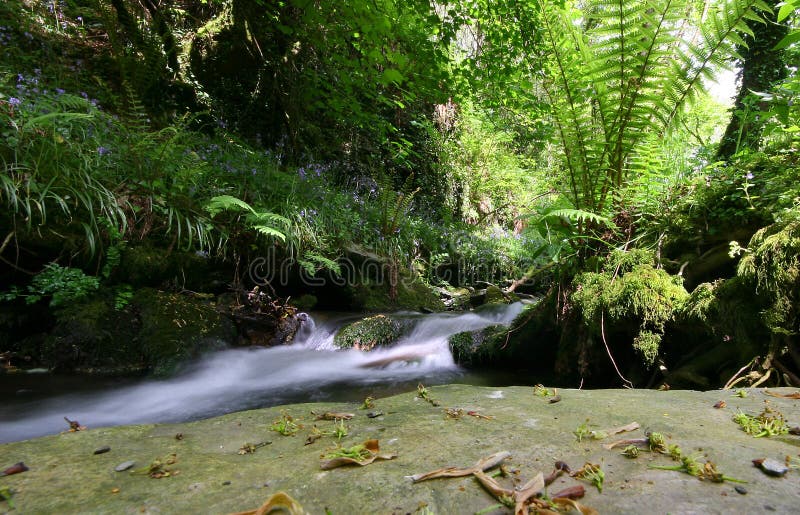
0,303,525,443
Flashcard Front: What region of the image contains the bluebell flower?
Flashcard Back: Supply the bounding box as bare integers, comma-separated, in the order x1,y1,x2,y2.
80,91,88,99
9,97,21,106
97,146,111,155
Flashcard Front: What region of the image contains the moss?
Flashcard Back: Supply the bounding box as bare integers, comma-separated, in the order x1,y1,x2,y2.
117,245,224,291
40,290,140,372
571,250,689,367
134,289,236,376
448,325,506,366
293,294,318,311
447,304,545,369
348,273,445,313
737,216,800,337
633,331,661,367
680,281,720,324
334,315,408,351
485,285,507,304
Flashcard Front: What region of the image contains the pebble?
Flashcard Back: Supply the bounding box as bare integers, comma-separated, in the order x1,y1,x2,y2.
222,481,231,486
93,446,111,455
735,486,748,495
114,461,135,472
366,411,384,418
753,458,789,477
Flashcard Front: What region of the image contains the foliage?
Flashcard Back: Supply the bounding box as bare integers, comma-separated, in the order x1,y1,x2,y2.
733,400,789,436
0,262,99,307
737,211,800,338
206,195,289,243
572,250,689,366
270,411,301,436
461,0,770,218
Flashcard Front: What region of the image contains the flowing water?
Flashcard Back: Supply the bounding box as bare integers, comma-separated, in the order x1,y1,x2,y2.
0,303,529,443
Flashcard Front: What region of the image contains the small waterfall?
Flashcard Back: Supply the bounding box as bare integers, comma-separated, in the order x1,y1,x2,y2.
0,303,526,443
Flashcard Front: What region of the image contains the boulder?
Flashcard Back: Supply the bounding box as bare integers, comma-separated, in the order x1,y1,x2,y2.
0,385,797,513
334,315,408,351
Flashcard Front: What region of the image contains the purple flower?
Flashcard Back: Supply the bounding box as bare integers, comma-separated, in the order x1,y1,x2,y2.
55,88,65,95
80,91,88,99
745,172,754,180
97,146,111,156
8,97,21,106
298,168,306,180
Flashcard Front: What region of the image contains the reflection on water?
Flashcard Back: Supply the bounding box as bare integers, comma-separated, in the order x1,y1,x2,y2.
0,303,527,443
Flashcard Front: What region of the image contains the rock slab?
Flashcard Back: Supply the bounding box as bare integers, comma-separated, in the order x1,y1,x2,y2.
0,386,798,514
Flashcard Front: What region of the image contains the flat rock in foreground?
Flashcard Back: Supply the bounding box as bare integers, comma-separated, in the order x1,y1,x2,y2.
1,386,798,514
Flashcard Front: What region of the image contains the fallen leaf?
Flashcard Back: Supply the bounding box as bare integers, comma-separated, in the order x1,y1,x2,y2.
590,421,640,439
551,497,599,515
111,488,120,494
0,462,28,477
63,416,86,432
466,410,494,420
227,491,308,515
764,390,800,399
551,485,586,500
313,411,354,421
602,437,649,450
474,470,544,515
319,439,397,470
409,451,511,482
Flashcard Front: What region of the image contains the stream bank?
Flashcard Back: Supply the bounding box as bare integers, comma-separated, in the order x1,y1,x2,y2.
1,385,798,514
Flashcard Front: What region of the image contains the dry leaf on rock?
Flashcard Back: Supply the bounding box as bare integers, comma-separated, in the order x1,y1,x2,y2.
408,451,511,482
313,411,354,421
764,390,800,399
319,439,397,470
228,491,308,515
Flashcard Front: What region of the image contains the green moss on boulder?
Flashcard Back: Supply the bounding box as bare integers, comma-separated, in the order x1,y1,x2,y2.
334,315,408,351
34,288,236,375
134,289,237,376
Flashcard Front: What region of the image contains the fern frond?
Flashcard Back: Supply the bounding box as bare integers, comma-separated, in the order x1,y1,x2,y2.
206,195,257,217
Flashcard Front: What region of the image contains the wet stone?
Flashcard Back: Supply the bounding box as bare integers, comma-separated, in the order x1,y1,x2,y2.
93,446,111,455
754,458,789,477
114,460,135,472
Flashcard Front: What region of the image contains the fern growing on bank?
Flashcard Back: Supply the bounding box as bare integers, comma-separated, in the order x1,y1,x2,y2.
536,0,770,215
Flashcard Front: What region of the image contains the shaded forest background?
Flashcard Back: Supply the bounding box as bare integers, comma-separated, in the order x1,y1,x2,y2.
1,0,799,388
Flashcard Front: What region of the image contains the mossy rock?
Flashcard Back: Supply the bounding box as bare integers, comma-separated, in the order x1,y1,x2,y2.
134,288,237,376
116,245,226,292
347,276,445,313
448,304,547,369
34,288,237,375
448,325,506,366
333,315,408,351
38,290,140,372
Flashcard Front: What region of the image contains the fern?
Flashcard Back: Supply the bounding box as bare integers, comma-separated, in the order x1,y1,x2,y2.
539,209,617,228
298,252,342,276
206,195,289,242
535,0,769,214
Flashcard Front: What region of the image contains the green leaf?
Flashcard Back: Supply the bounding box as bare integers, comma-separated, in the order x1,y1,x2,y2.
381,69,405,85
774,31,800,50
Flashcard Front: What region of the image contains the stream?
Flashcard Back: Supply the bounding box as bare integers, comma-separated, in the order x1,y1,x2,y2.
0,303,529,443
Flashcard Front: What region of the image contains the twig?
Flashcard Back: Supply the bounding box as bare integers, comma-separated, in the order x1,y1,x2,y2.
724,358,757,390
601,312,633,388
